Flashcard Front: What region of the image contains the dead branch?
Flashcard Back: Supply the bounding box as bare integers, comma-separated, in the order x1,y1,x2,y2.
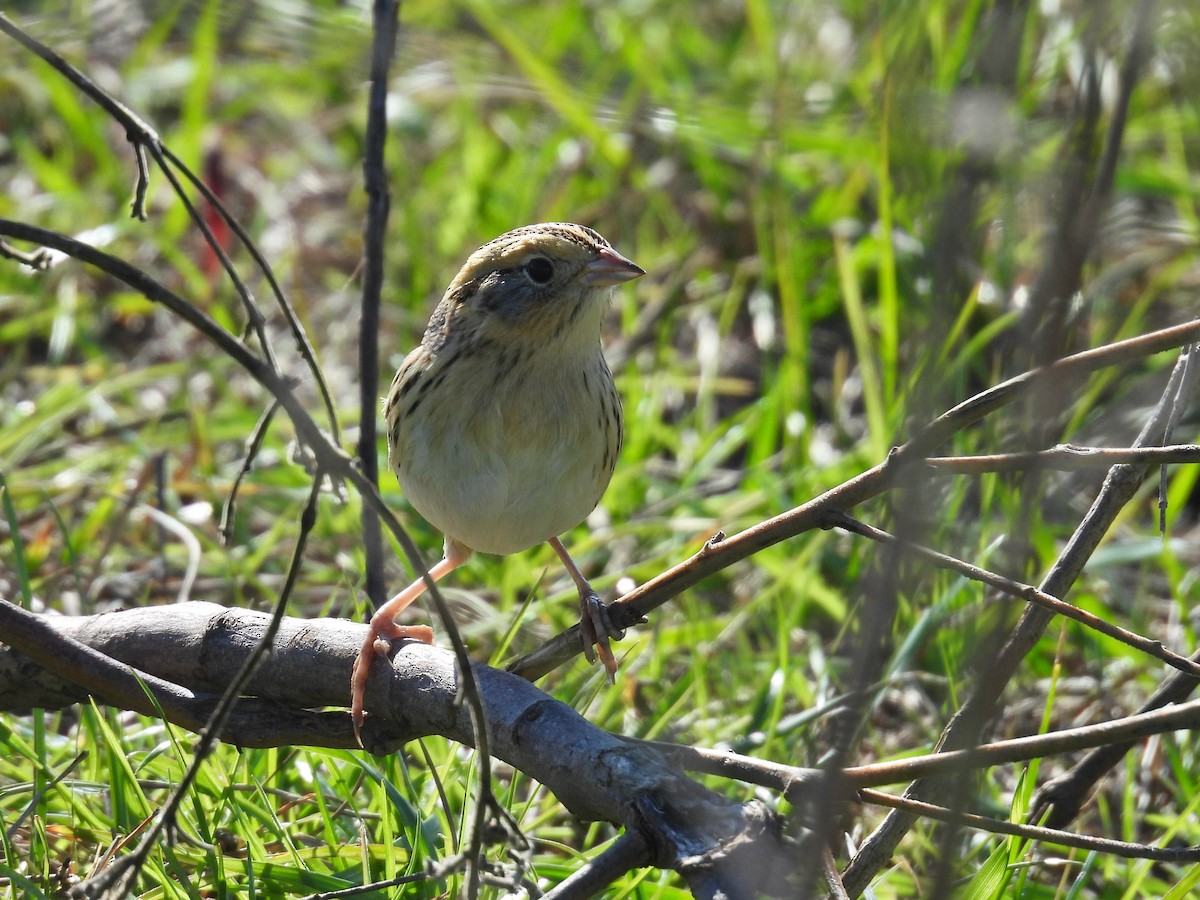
0,600,796,896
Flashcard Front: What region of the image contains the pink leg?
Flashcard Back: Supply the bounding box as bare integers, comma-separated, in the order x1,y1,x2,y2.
549,536,622,681
351,539,472,743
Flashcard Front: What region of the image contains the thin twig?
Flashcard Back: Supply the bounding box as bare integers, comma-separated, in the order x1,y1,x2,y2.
0,13,341,447
159,143,342,445
1158,344,1200,530
541,832,652,900
219,399,281,545
418,738,460,852
358,0,396,615
146,143,279,370
0,237,51,269
823,846,850,900
305,871,430,899
858,788,1200,862
910,319,1200,456
846,325,1190,895
672,693,1200,794
827,511,1200,678
926,443,1200,473
72,469,326,896
508,316,1200,681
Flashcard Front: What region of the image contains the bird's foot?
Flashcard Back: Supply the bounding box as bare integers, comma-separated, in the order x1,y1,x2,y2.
579,590,623,682
351,619,435,747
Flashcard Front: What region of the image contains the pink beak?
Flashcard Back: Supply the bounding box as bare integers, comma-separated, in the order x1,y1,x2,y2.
584,248,645,287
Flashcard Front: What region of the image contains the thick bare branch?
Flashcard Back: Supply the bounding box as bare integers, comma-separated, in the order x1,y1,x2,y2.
0,601,794,895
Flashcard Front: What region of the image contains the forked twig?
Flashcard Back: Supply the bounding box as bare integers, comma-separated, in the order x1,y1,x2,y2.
0,12,341,442
0,12,515,896
61,471,324,896
508,316,1200,681
827,512,1200,678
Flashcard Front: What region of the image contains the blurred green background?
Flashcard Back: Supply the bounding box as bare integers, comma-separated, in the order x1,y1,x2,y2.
2,0,1200,896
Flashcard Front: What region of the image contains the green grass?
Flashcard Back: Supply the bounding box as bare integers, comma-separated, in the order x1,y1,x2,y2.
3,0,1200,896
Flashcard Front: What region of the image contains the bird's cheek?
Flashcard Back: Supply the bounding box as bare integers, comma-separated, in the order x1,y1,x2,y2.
475,278,525,324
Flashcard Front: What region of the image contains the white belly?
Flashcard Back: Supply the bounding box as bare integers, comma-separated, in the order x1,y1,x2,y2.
390,352,618,556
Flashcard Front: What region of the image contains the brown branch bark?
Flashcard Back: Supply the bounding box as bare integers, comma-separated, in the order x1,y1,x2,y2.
842,347,1196,895
509,316,1200,681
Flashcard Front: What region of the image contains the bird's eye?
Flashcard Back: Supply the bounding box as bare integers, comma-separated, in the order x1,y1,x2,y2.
523,256,554,284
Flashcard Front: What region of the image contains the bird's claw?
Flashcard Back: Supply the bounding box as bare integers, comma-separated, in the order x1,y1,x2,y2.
579,590,621,682
351,621,436,747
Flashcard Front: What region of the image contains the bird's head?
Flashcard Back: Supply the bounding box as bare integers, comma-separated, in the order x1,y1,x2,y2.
439,223,643,347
